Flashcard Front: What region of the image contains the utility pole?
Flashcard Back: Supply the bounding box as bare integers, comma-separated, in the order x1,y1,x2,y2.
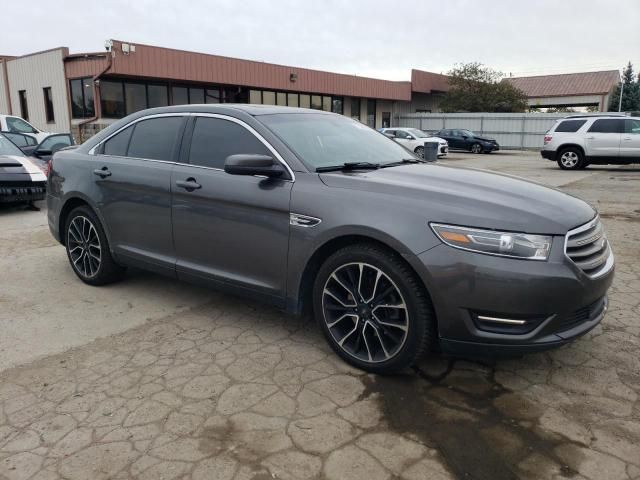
618,74,624,112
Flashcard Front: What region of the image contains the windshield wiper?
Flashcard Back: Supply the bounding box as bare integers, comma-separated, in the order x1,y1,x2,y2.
315,162,382,172
380,158,426,168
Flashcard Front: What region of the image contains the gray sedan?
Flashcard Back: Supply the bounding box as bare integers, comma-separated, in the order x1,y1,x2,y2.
46,105,614,373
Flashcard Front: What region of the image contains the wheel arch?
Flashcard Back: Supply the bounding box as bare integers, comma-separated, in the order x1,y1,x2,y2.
58,194,108,247
294,234,436,327
556,143,586,160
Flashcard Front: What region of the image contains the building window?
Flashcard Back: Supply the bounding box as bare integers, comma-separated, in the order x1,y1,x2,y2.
206,88,221,103
311,95,322,110
277,92,287,106
100,80,125,118
223,87,248,103
147,84,169,108
125,82,146,115
351,98,361,121
189,87,205,104
262,91,276,105
331,97,343,115
18,90,29,120
287,93,299,107
43,87,54,123
299,94,311,108
322,96,331,112
366,99,376,128
171,86,188,106
382,112,391,128
69,77,95,118
249,90,262,104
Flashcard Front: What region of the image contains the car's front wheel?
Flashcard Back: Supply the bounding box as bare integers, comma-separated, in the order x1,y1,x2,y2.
414,146,424,159
313,244,435,374
65,205,125,285
557,147,584,170
471,143,483,154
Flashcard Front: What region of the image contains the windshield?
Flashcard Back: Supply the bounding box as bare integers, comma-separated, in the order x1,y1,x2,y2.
0,135,26,157
261,113,415,169
460,129,475,137
407,128,430,138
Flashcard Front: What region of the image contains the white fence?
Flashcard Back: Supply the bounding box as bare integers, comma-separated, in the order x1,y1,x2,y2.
395,112,569,150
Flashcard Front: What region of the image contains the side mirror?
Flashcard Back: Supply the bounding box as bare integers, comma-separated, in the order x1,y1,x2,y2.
224,154,285,178
34,149,52,158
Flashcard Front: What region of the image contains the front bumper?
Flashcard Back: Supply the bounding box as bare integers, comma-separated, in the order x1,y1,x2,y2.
411,239,614,356
438,145,448,156
540,150,555,160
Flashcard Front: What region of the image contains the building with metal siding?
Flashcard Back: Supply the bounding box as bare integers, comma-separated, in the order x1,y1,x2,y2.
0,39,451,140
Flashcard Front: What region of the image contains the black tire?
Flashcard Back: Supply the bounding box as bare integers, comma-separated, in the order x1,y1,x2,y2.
470,143,483,154
313,243,435,374
557,147,584,170
414,146,425,159
64,205,125,286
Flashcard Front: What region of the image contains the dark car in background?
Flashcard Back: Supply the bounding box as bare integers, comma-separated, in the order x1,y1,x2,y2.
47,105,613,373
2,132,74,164
436,129,500,153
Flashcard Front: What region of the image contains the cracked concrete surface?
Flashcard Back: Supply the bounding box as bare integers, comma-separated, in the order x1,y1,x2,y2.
0,152,638,479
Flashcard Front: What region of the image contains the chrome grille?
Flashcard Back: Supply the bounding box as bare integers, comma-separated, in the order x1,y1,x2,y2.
565,217,613,277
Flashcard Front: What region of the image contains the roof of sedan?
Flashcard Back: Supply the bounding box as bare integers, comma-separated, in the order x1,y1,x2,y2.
138,104,334,116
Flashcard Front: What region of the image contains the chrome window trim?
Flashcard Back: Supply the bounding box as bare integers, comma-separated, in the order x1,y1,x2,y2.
564,215,614,279
89,112,295,182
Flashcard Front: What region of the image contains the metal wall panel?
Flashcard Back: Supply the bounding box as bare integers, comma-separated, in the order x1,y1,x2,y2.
6,48,70,133
0,62,9,114
396,112,568,149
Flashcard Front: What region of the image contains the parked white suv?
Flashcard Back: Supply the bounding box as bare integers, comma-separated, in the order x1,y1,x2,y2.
0,115,54,143
541,114,640,170
380,128,448,158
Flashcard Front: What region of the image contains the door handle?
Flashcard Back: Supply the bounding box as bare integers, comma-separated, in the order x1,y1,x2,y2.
93,167,111,178
175,178,202,192
586,136,595,140
622,137,632,141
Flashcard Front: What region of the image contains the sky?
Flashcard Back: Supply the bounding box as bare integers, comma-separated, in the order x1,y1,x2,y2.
2,0,639,81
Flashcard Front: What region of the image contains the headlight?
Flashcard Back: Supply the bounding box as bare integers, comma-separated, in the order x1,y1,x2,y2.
430,223,552,260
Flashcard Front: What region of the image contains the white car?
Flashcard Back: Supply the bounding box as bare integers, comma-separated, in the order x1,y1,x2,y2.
0,115,54,143
0,133,47,204
541,114,640,169
380,127,448,158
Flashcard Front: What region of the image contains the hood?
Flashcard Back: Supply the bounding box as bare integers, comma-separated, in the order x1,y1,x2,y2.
423,136,447,145
319,164,595,235
475,136,497,143
0,155,47,181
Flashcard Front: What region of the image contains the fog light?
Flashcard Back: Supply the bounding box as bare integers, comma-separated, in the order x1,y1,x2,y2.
472,311,547,334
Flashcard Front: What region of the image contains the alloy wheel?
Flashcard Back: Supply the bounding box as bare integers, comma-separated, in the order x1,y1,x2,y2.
321,262,409,364
415,147,425,159
471,143,482,154
67,216,102,278
560,151,579,168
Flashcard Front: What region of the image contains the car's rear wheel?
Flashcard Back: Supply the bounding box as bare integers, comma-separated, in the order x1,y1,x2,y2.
471,143,483,154
414,146,424,159
65,206,125,286
313,243,435,374
557,147,584,170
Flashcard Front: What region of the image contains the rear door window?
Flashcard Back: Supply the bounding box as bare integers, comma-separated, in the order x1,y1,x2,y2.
588,119,625,133
127,116,184,161
626,119,640,134
554,120,587,132
188,117,271,169
103,125,134,156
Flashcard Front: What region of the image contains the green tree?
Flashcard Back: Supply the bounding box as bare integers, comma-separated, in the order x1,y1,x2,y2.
608,62,640,112
440,63,528,113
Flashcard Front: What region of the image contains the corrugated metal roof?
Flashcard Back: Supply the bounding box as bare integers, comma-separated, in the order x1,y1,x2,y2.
65,40,413,101
505,70,619,97
411,69,449,93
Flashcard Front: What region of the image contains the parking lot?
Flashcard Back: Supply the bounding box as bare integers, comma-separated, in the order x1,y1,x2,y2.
0,150,638,480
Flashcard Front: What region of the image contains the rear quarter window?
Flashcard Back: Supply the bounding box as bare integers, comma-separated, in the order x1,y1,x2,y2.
553,120,587,133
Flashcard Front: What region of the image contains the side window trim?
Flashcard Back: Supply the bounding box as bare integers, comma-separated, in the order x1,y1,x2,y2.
90,113,185,163
184,113,295,181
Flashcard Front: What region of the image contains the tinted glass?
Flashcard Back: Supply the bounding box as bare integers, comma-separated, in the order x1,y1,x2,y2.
261,113,416,170
43,87,55,123
206,88,221,104
351,98,360,120
311,95,322,110
172,87,188,105
70,79,84,118
19,91,28,120
366,99,376,128
331,98,343,114
588,119,624,133
125,83,146,115
148,85,169,108
38,134,72,152
83,79,95,117
277,92,287,106
188,117,271,169
3,132,34,147
101,81,125,118
189,88,205,104
555,119,587,133
300,95,310,109
0,135,25,156
287,93,299,107
103,125,134,156
127,117,183,161
626,119,640,134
